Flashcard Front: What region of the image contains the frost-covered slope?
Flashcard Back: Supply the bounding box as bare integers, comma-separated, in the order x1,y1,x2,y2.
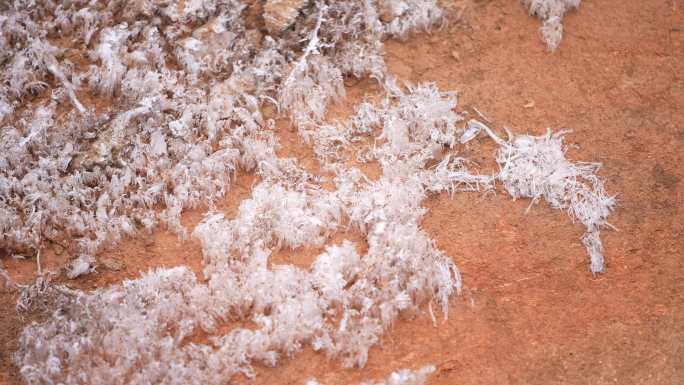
3,1,612,384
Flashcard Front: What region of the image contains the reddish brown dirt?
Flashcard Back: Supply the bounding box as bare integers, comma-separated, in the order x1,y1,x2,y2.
2,0,683,384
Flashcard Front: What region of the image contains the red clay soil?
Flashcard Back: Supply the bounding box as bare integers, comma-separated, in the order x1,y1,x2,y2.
2,0,683,384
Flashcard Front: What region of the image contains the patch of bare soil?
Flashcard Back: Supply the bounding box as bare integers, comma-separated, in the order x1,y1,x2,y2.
2,1,683,384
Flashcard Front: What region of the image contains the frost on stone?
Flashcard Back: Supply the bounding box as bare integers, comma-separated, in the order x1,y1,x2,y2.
15,273,77,314
174,7,249,76
460,119,487,144
32,40,86,113
379,0,444,40
193,179,343,274
16,267,226,385
66,254,96,279
280,54,346,130
522,0,581,51
264,0,309,34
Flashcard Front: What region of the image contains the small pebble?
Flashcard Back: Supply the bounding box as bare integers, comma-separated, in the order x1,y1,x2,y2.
143,237,155,247
100,258,126,271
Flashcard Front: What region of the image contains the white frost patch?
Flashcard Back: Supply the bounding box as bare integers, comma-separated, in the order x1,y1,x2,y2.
361,365,436,385
489,128,615,272
310,364,436,385
522,0,581,51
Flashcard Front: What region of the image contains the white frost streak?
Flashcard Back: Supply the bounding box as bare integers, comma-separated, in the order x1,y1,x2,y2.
309,364,436,385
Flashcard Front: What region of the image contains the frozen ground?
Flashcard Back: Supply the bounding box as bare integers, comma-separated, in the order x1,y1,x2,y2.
1,1,683,384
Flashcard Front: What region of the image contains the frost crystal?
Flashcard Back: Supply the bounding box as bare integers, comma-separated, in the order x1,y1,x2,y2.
361,365,436,385
487,127,615,272
522,0,581,51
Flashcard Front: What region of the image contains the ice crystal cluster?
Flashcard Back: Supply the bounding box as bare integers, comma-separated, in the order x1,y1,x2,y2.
0,0,442,274
4,1,612,384
493,129,615,273
15,82,479,384
359,364,436,385
522,0,581,51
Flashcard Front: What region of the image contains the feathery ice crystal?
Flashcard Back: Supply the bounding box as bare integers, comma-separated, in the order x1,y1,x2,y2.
522,0,581,51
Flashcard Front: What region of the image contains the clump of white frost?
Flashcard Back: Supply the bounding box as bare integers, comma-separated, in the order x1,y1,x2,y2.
309,364,436,385
522,0,581,51
90,23,131,96
361,365,436,385
279,0,446,137
194,179,342,274
308,82,466,169
484,126,615,273
173,8,249,76
380,0,444,40
16,267,226,385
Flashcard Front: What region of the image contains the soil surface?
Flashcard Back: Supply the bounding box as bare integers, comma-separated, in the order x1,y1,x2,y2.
2,0,683,384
